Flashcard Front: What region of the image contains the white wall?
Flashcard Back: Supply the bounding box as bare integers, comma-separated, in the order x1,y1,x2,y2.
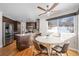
69,15,78,50
70,14,79,51
39,18,48,35
20,22,26,34
0,12,2,48
78,13,79,50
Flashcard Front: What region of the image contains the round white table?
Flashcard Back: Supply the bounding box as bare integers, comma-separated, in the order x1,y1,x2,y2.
35,33,75,56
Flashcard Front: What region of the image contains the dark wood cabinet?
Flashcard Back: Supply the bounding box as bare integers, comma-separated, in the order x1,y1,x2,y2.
14,21,20,32
3,16,20,32
26,22,37,29
16,34,31,51
26,22,37,32
2,16,20,46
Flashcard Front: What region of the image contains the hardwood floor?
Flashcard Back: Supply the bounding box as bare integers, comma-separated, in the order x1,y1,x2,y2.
0,40,79,56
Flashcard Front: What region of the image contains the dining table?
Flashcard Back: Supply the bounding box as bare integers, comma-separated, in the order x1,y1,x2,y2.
35,33,75,56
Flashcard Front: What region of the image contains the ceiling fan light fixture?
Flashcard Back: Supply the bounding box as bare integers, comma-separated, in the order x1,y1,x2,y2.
46,12,51,16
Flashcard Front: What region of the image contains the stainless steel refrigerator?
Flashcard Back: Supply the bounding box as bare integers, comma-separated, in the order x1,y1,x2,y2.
2,22,14,46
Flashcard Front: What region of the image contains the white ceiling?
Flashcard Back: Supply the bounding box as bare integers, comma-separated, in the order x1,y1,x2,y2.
0,3,79,22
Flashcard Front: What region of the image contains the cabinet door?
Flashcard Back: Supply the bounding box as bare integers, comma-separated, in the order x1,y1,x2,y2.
26,22,37,29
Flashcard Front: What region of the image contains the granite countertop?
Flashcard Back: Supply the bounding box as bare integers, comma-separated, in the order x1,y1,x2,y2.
15,33,31,36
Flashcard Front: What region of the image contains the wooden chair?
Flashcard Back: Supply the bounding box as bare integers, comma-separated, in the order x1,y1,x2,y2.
33,40,48,56
52,42,70,56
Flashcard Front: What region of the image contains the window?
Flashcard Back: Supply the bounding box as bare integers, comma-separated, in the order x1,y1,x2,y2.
48,16,74,33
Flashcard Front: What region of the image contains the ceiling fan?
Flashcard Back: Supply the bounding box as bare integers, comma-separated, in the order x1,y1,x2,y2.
37,3,59,16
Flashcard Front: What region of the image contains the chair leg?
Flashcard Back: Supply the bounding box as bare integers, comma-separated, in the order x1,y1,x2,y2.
33,52,35,56
60,53,62,56
33,50,39,56
56,52,61,56
66,52,68,56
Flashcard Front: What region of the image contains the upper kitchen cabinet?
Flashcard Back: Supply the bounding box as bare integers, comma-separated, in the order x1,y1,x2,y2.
26,22,37,32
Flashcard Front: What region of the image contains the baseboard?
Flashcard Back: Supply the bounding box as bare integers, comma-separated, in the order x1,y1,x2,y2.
69,47,79,53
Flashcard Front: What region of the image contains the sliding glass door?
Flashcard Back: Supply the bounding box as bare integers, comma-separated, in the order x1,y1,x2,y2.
59,16,74,33
48,16,74,34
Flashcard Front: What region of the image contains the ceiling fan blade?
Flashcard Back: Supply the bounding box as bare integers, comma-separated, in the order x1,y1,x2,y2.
48,3,58,11
39,12,46,16
37,6,46,11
